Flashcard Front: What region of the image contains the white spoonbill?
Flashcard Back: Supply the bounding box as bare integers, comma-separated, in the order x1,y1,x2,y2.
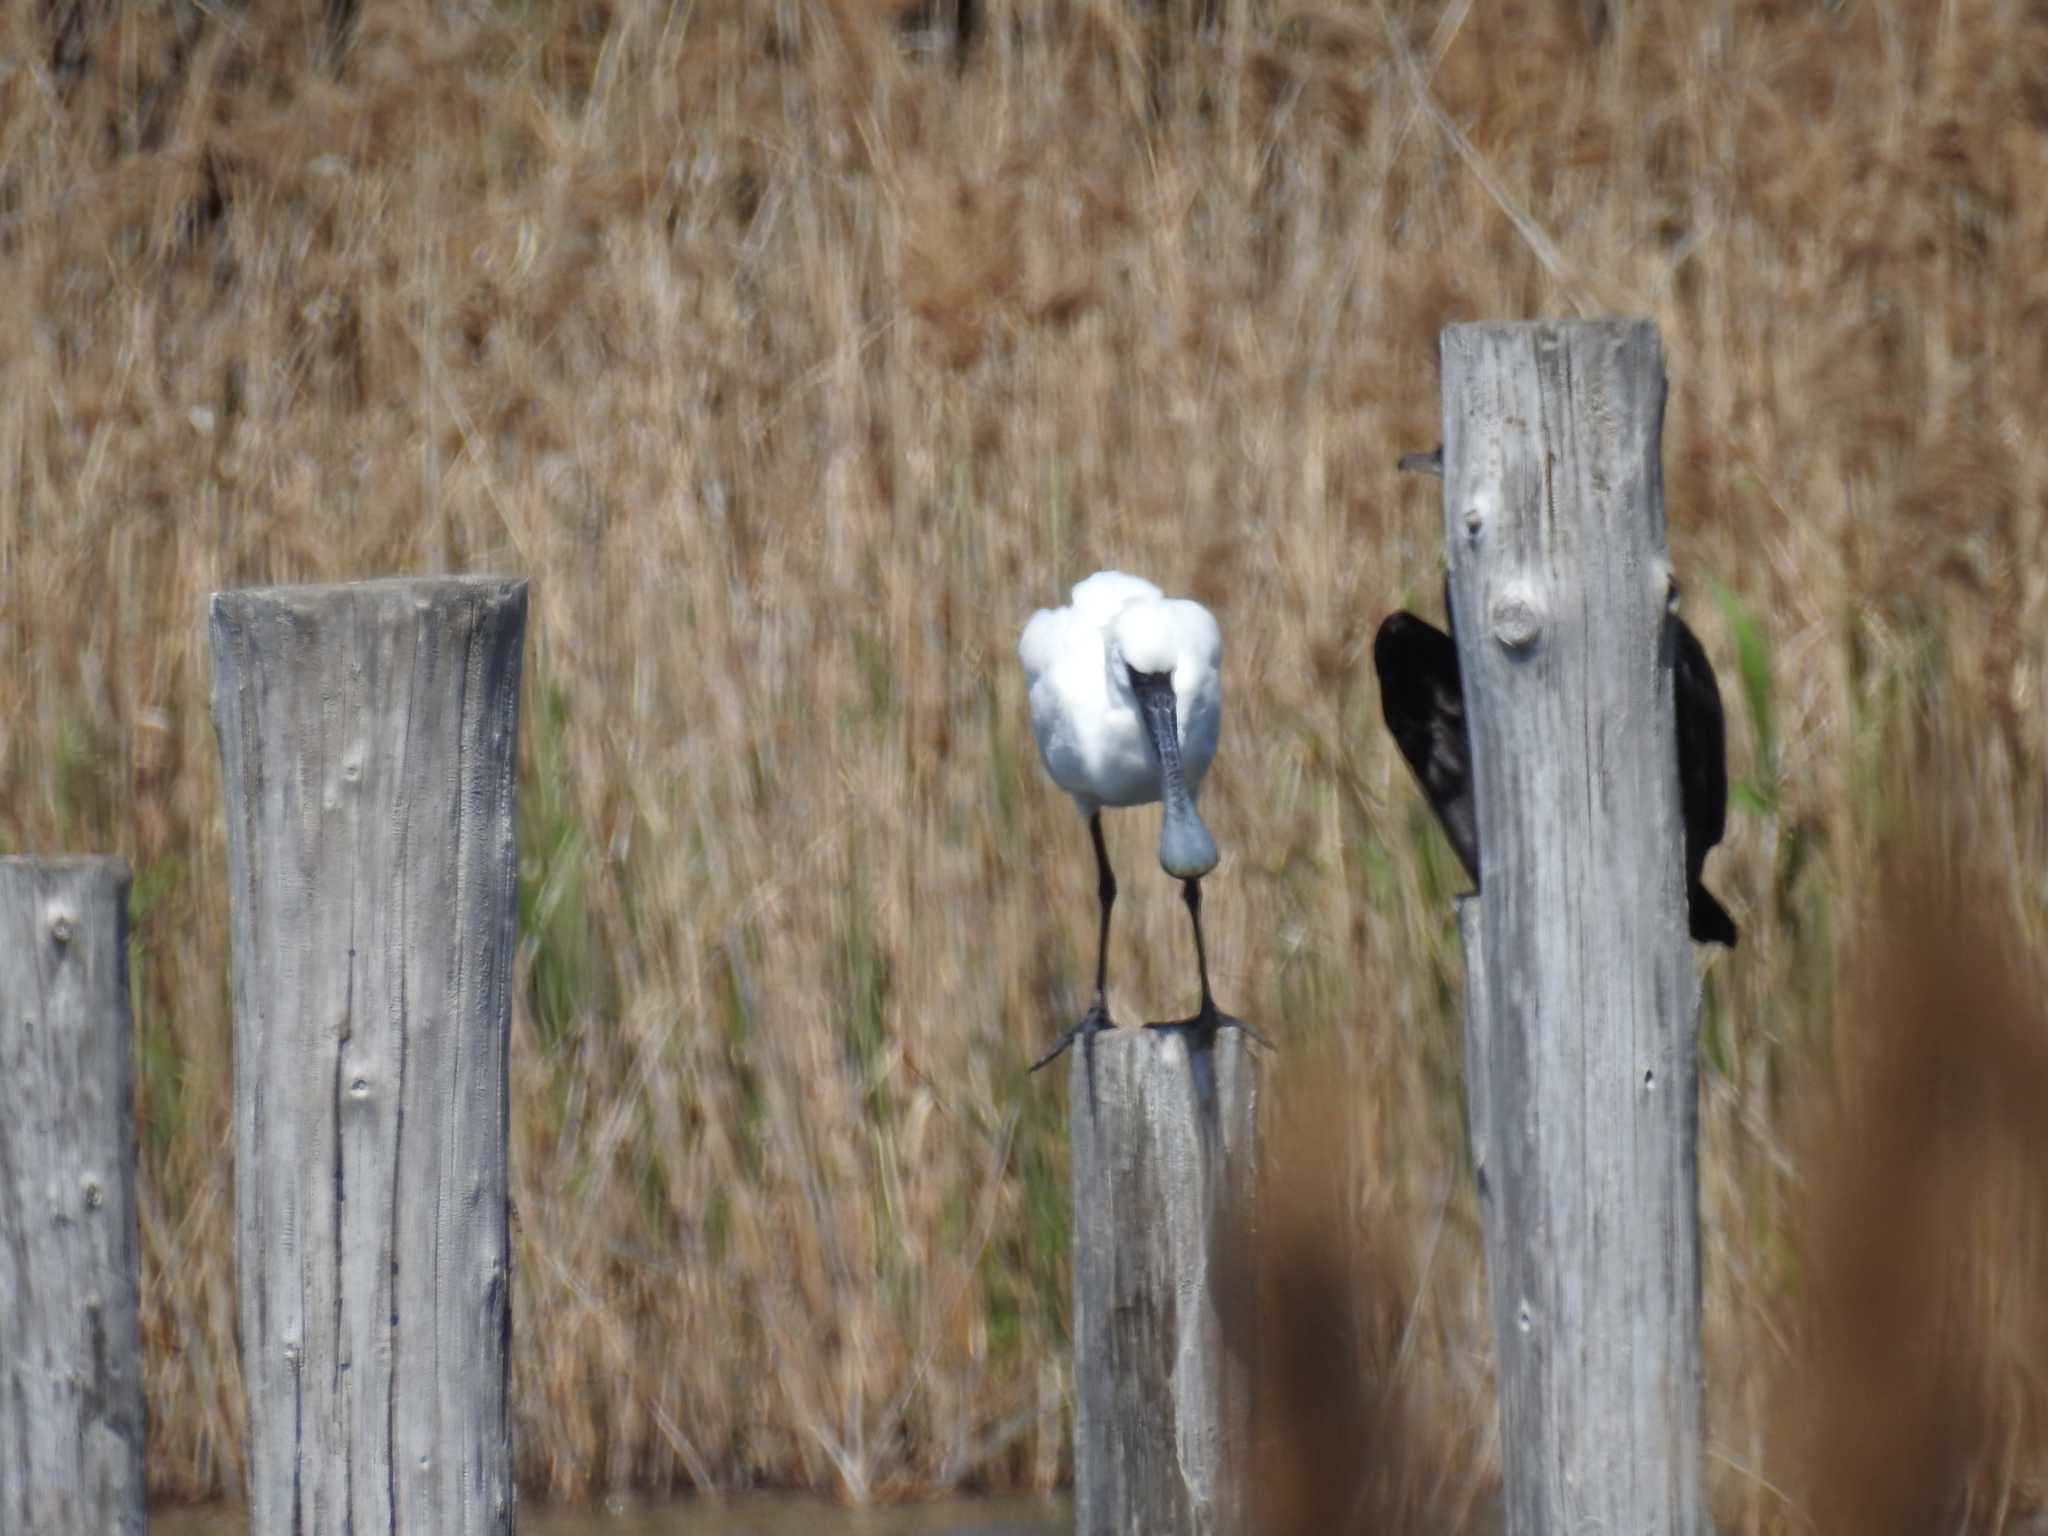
1018,570,1234,1069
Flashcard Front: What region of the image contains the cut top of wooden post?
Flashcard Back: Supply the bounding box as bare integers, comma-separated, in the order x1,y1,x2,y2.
212,572,523,603
208,575,531,671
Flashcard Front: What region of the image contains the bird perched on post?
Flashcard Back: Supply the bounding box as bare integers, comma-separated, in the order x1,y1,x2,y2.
1018,570,1237,1069
1375,449,1738,948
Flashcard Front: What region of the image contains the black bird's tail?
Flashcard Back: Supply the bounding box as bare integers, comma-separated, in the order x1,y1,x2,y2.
1689,882,1738,948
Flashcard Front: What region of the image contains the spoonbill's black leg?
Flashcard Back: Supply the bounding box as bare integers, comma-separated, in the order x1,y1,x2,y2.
1088,811,1116,1004
1186,876,1216,1019
1152,876,1273,1050
1030,813,1118,1073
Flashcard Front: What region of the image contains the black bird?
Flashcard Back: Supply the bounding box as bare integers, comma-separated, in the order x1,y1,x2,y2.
1375,453,1738,948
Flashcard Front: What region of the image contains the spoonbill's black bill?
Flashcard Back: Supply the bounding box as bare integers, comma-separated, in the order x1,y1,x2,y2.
1018,570,1243,1071
1377,450,1738,947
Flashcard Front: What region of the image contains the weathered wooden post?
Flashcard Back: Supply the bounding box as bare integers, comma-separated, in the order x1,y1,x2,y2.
0,857,147,1536
1442,320,1706,1535
209,576,527,1536
1069,1027,1257,1536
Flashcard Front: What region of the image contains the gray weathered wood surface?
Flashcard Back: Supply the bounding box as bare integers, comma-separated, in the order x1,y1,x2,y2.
209,576,527,1536
1442,319,1706,1536
1070,1026,1257,1536
0,856,146,1536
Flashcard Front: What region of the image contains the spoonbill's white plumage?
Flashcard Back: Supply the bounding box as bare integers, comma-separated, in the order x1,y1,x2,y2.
1018,569,1233,1070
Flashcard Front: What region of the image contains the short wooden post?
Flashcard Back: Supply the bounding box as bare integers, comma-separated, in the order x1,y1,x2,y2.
209,577,527,1536
0,857,147,1536
1441,320,1706,1535
1069,1027,1257,1536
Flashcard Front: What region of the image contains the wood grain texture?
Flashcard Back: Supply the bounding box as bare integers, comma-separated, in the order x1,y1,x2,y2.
1069,1027,1257,1536
209,576,527,1536
1441,320,1706,1536
0,857,145,1536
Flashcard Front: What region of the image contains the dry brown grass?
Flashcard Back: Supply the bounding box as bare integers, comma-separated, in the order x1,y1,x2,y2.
4,0,2048,1518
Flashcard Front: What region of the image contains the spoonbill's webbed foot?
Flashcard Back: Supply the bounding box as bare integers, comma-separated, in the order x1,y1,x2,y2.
1028,994,1114,1074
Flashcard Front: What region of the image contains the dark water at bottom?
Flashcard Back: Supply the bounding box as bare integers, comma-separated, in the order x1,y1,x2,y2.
151,1493,1070,1536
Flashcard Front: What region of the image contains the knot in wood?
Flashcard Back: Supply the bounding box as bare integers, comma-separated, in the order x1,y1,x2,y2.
1490,584,1543,650
46,905,76,946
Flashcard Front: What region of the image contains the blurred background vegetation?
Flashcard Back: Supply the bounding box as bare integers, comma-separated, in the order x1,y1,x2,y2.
3,0,2047,1525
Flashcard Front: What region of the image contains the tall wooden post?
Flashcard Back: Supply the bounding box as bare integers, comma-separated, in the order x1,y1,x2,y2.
0,857,146,1536
1069,1027,1257,1536
1443,320,1706,1536
209,576,527,1536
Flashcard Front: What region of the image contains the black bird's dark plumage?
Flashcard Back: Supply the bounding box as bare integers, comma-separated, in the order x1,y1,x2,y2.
1373,582,1738,948
1372,609,1477,882
1670,617,1737,947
